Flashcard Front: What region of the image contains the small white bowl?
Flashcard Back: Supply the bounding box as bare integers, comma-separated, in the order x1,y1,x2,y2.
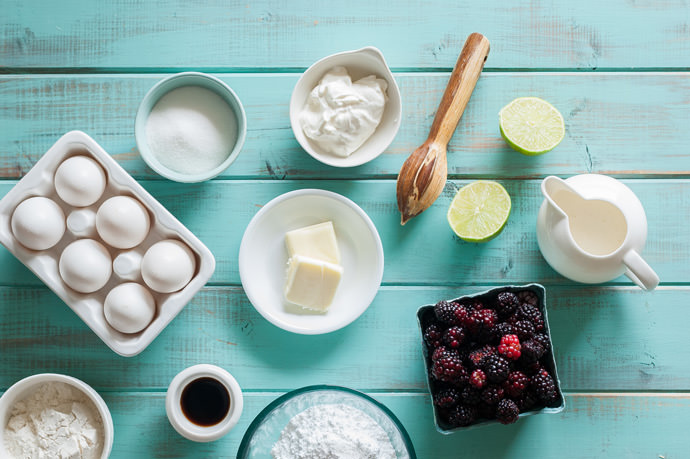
135,72,247,182
166,364,244,443
0,373,114,458
289,47,402,167
238,189,384,334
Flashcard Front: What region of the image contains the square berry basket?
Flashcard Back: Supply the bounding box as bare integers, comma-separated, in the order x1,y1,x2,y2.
416,283,565,434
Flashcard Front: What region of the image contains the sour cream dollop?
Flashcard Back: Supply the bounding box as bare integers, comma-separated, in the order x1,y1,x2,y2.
299,66,388,157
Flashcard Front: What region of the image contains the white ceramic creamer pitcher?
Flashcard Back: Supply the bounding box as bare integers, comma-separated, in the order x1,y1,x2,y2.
536,174,659,290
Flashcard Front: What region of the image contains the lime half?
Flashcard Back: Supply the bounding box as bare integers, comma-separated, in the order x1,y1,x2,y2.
447,181,511,243
499,97,565,155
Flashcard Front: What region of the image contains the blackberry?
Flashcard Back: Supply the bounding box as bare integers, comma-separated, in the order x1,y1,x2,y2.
423,323,444,348
518,303,544,331
524,363,546,376
432,354,468,383
433,387,461,408
532,370,559,404
481,384,505,405
431,345,453,362
492,322,515,342
533,333,551,352
498,334,521,360
504,371,529,398
520,340,546,364
455,348,469,363
469,369,487,389
518,290,539,307
506,313,520,326
465,308,498,334
496,399,520,425
442,326,466,349
448,404,476,427
513,320,535,341
468,345,496,368
460,386,482,406
434,300,460,325
495,291,519,317
482,354,510,383
461,299,484,311
514,391,538,413
452,304,470,325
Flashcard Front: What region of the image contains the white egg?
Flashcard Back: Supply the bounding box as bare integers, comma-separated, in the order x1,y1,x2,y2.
54,156,107,207
141,239,196,293
11,197,66,250
59,239,112,293
104,282,156,334
96,196,151,249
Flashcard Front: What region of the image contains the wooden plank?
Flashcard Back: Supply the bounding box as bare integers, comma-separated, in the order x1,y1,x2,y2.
1,286,688,392
0,179,685,285
0,391,680,458
1,1,689,70
2,73,690,180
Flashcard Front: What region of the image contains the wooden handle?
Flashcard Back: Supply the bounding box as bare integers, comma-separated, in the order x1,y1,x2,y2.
427,33,490,146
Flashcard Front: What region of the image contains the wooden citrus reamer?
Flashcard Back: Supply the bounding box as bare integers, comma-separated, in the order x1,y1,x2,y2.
396,33,490,225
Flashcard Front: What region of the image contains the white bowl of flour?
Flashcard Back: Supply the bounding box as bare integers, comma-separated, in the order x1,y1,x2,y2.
0,374,113,459
237,385,415,458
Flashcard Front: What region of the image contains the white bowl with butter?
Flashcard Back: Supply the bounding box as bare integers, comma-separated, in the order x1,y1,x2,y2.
238,189,384,334
290,47,402,167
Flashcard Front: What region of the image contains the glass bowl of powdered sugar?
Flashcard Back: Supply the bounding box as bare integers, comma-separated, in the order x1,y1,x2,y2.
0,373,114,459
237,385,416,459
135,72,247,182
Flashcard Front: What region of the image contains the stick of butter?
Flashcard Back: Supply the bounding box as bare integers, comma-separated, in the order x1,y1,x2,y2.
284,255,343,311
285,221,340,264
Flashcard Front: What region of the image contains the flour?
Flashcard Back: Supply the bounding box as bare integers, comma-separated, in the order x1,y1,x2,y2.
271,403,397,459
3,382,104,459
145,85,238,175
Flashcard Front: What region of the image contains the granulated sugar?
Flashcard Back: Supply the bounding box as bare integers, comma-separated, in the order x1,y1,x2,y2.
3,381,104,459
145,85,238,175
271,403,396,459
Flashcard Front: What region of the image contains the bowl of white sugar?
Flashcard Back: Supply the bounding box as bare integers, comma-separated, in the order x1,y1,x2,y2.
135,72,247,182
237,385,416,459
0,373,114,459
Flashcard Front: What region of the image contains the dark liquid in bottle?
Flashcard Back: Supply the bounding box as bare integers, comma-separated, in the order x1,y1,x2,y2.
180,377,231,426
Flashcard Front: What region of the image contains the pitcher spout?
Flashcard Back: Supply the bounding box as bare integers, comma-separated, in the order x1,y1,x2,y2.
541,176,573,217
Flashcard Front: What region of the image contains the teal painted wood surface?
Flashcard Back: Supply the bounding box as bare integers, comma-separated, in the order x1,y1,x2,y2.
2,0,689,70
1,73,690,180
2,1,690,458
0,179,685,286
1,286,688,392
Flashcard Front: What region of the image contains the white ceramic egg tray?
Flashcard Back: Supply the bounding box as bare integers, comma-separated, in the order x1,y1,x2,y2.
0,131,215,356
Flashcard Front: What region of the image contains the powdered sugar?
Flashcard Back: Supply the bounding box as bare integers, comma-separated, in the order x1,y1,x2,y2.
271,403,396,459
3,382,104,459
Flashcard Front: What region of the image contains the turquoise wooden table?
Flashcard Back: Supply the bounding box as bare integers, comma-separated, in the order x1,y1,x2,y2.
2,1,690,457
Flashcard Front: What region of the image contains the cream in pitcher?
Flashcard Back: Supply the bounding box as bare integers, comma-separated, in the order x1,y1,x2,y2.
536,174,659,290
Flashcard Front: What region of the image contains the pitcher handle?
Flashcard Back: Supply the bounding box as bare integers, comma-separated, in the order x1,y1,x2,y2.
622,250,659,291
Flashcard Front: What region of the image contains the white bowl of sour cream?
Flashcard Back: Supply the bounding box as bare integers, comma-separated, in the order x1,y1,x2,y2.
290,47,402,167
